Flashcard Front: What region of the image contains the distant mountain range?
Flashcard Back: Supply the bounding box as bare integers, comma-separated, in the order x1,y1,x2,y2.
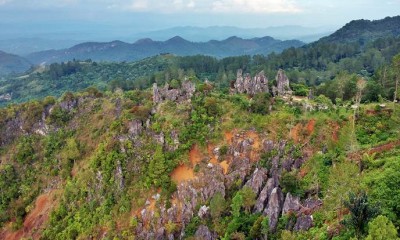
0,38,82,56
133,25,335,43
0,25,333,56
0,51,31,76
1,15,400,76
26,36,305,65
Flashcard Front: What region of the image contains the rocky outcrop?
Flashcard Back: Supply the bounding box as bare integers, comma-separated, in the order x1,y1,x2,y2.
195,225,216,240
282,193,301,215
254,178,276,213
265,187,284,232
132,131,316,238
198,205,210,219
233,70,268,95
294,215,313,231
244,168,268,196
153,80,196,104
275,69,292,97
128,119,143,138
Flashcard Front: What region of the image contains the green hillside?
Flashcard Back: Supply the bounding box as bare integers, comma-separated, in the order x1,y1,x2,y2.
1,16,400,240
0,73,400,239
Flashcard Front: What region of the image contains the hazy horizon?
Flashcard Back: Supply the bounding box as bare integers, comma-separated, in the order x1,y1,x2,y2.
1,0,399,42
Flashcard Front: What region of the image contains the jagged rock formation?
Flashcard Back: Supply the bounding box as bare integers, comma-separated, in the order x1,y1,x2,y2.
233,69,269,95
153,80,196,104
275,69,292,97
133,130,321,238
233,68,294,98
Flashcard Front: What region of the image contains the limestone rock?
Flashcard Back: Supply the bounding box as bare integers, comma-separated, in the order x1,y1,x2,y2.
182,80,196,99
264,187,284,232
282,193,301,215
276,69,292,97
195,225,215,240
303,198,323,211
254,178,276,213
233,69,269,95
244,168,268,196
198,205,209,219
153,80,196,104
128,119,143,137
153,83,162,104
294,215,313,231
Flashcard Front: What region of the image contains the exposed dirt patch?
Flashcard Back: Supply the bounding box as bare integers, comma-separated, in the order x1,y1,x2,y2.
368,140,400,155
307,119,316,135
0,190,59,240
290,119,316,144
224,131,233,144
208,144,218,165
246,131,262,162
290,123,302,143
348,140,400,161
189,144,202,165
220,161,229,175
171,165,196,184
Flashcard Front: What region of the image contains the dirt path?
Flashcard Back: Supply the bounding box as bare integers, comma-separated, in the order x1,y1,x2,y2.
348,139,400,161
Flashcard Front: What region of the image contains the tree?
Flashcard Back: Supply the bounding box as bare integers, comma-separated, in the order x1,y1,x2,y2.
147,145,167,187
210,192,226,219
342,191,379,238
240,186,256,213
392,54,400,103
366,215,398,240
231,192,243,218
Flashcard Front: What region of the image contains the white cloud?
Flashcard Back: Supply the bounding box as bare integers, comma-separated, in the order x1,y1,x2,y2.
0,0,12,5
128,0,148,11
119,0,302,13
212,0,302,13
0,0,302,14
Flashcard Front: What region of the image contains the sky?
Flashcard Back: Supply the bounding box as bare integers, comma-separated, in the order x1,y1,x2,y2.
1,0,400,40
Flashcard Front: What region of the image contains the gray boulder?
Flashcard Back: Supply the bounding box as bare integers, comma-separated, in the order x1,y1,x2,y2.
264,187,284,232
195,225,216,240
282,193,301,215
294,215,313,231
244,168,268,196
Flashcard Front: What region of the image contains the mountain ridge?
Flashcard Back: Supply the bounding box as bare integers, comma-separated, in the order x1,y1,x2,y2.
319,15,400,43
26,36,305,64
0,50,31,76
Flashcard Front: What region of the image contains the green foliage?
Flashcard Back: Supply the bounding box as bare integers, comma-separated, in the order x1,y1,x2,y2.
364,156,400,227
356,110,398,145
0,164,19,225
146,145,169,188
48,105,72,126
281,170,304,197
342,191,379,238
249,92,271,115
291,83,309,96
366,215,399,240
210,192,226,219
15,136,36,164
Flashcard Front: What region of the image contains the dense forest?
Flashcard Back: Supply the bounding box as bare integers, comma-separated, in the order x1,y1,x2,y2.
1,32,400,107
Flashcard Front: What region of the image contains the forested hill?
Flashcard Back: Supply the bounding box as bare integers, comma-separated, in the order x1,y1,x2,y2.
319,16,400,44
0,50,31,76
26,36,304,64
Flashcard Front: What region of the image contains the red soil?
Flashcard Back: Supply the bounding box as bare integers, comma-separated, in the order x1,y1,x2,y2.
0,190,58,240
306,119,316,135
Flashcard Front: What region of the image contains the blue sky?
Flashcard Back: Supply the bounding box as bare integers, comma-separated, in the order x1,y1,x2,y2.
1,0,399,40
